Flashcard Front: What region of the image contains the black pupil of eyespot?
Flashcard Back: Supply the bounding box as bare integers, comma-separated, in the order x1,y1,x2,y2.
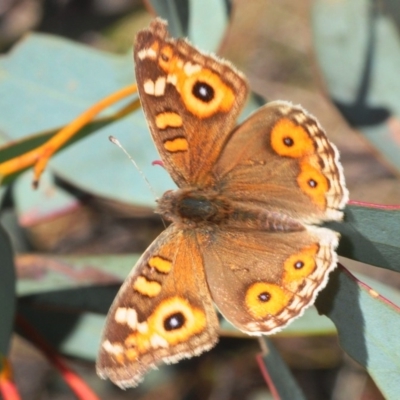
294,261,304,269
161,53,169,61
164,312,185,331
258,292,271,302
192,81,214,102
283,137,294,146
308,179,317,188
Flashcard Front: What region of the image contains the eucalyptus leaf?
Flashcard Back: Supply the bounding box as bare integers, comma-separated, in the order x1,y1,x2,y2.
332,204,400,272
316,265,400,400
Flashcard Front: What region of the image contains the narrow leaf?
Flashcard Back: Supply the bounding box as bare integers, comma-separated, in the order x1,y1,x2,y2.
257,338,306,400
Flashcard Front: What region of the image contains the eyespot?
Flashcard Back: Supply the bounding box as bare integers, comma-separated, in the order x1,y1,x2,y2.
308,179,317,188
180,70,235,118
163,312,185,331
148,297,207,345
158,45,174,69
258,292,271,302
192,81,215,102
297,162,328,208
283,244,318,284
294,261,304,269
270,118,314,158
245,282,292,319
283,137,294,147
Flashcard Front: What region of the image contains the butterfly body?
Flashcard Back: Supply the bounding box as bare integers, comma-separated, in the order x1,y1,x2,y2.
97,19,348,388
157,188,305,232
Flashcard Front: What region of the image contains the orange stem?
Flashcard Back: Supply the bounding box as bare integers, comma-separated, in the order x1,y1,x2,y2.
0,355,21,400
0,84,138,187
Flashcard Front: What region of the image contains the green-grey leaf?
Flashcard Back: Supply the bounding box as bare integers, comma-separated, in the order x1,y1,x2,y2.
0,33,175,206
146,0,190,37
17,254,138,296
258,338,306,400
316,266,400,400
147,0,230,51
330,204,400,272
312,0,400,173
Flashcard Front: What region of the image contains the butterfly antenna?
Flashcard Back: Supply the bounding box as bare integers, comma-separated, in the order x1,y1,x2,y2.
109,136,159,202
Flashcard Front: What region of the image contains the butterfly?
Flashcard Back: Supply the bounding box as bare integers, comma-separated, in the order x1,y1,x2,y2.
96,18,348,388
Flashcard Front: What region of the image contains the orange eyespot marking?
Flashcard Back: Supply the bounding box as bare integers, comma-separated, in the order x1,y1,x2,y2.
148,297,206,346
121,298,206,357
148,256,172,273
155,112,183,129
283,244,319,284
179,70,235,118
158,45,176,70
297,161,328,209
133,276,162,297
270,119,315,157
164,137,189,152
245,282,293,319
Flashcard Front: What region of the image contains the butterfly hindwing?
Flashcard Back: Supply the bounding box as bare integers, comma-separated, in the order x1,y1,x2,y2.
97,226,219,388
214,101,348,224
200,226,338,334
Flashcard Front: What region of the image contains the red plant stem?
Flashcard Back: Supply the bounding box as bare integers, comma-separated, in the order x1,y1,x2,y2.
255,353,281,400
338,263,400,311
16,314,100,400
348,200,400,210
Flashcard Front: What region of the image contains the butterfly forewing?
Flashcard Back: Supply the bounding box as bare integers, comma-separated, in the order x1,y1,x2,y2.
134,19,249,187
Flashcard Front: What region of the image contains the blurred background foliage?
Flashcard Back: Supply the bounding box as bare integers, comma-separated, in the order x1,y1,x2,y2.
0,0,400,399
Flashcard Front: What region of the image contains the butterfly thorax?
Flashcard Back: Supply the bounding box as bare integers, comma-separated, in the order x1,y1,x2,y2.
156,188,305,232
156,188,233,227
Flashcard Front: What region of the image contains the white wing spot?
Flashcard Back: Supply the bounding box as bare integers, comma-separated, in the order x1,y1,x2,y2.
143,79,155,95
184,62,202,76
102,340,123,355
126,308,138,329
138,48,157,60
115,307,128,324
150,334,169,349
137,322,149,334
167,74,177,86
154,76,166,96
